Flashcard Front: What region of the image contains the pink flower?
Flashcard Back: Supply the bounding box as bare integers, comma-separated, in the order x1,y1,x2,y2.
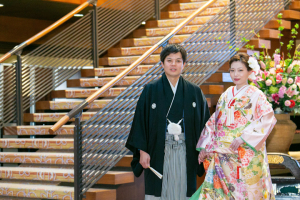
295,76,300,88
265,79,272,86
274,54,281,65
272,94,280,104
269,68,276,75
278,86,286,98
260,61,266,69
263,71,270,78
288,78,294,84
276,74,283,84
286,85,299,97
285,100,291,107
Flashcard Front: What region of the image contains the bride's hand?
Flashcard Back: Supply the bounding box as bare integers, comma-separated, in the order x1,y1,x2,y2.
198,149,208,164
230,137,244,151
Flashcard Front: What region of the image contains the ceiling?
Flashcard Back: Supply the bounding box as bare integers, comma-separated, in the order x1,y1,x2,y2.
0,0,91,21
0,0,92,54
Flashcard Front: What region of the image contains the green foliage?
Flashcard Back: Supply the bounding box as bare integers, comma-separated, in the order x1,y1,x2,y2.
241,37,250,42
278,26,284,31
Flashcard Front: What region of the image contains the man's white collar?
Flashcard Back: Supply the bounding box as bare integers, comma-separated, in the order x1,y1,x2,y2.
167,77,179,95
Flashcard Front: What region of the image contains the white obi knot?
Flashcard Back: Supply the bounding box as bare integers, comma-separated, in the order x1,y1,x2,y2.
167,119,183,141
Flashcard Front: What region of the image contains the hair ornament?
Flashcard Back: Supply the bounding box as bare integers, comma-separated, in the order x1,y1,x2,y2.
248,57,260,80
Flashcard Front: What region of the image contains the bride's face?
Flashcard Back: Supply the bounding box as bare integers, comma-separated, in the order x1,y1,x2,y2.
230,61,252,87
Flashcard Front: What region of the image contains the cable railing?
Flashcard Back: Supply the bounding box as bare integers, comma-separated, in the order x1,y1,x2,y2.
0,0,173,128
49,0,291,198
50,0,220,198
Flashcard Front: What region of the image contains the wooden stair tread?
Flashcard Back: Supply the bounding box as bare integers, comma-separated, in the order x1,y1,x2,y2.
108,47,162,57
0,152,132,167
51,87,126,98
81,65,153,77
258,29,281,39
112,38,269,57
0,137,127,149
0,167,134,185
67,73,223,88
281,10,300,20
36,100,112,110
119,35,190,47
0,182,74,191
0,138,74,149
264,18,291,30
290,1,300,10
23,112,97,122
179,0,210,2
133,25,202,37
247,38,271,49
167,0,228,11
0,152,74,165
20,155,132,168
4,125,74,135
0,182,116,200
52,85,223,99
161,7,223,19
99,54,160,66
67,76,140,87
145,16,212,28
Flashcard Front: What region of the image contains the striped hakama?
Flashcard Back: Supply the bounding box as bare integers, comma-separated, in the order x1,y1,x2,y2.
145,133,189,200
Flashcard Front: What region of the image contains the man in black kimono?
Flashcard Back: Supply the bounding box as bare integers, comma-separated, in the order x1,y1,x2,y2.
125,44,210,199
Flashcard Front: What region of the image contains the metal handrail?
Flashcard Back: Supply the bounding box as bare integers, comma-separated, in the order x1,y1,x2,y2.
49,0,218,134
0,0,95,63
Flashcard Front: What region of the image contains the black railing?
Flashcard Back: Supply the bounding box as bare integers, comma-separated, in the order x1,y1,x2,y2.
0,0,173,129
71,0,291,199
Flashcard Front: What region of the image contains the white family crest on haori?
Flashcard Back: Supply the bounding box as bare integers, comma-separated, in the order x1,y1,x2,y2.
152,103,156,109
192,102,196,108
167,119,183,141
248,57,260,80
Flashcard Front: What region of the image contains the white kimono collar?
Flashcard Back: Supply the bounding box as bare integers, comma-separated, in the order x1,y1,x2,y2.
167,77,179,95
226,85,249,126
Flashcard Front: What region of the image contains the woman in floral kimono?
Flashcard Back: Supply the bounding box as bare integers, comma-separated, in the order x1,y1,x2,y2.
190,53,277,200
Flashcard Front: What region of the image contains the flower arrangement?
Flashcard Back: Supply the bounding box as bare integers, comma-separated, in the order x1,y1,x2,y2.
245,13,300,114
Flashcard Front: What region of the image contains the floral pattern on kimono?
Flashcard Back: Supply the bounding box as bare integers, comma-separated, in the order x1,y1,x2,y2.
190,86,276,200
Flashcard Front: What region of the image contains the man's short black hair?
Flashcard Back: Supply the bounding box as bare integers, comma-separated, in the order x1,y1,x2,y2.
160,44,187,64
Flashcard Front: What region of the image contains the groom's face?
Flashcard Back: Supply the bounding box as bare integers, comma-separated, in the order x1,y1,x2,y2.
161,52,185,78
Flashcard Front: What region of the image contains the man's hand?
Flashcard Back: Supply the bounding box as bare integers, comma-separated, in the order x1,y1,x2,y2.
198,149,207,164
140,150,150,169
230,137,244,151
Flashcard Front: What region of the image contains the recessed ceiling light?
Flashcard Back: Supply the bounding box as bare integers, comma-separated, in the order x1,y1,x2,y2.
0,4,4,7
141,21,146,25
74,14,83,17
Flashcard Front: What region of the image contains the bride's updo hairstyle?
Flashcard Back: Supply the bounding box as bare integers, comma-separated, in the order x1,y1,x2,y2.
229,53,252,71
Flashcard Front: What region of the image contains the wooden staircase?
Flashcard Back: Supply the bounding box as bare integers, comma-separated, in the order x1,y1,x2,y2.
2,0,300,199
